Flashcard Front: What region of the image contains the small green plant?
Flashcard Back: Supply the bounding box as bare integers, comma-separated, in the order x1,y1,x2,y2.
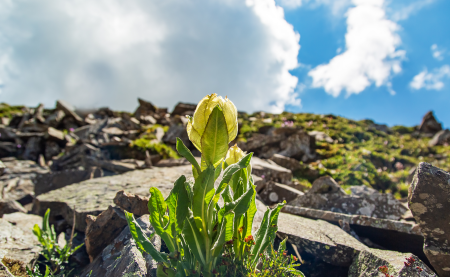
27,209,83,277
126,94,304,276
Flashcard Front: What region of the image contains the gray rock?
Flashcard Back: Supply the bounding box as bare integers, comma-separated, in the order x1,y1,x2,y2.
0,200,27,217
0,161,5,176
418,111,442,134
44,140,61,160
251,157,293,184
2,212,42,233
269,154,304,172
80,215,161,277
408,162,450,276
429,129,450,147
0,218,41,266
34,167,103,196
44,110,65,128
259,181,304,205
290,177,407,220
56,100,84,125
133,98,157,119
23,136,43,161
85,206,128,262
45,127,65,142
171,102,196,116
277,212,367,266
34,165,192,232
162,124,190,147
308,130,334,143
277,130,316,162
155,158,191,167
348,248,437,277
0,260,14,277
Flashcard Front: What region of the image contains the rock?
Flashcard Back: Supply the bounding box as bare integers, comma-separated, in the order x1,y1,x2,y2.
308,131,334,143
171,102,197,116
113,190,149,217
277,130,316,162
85,206,128,262
162,124,190,147
259,181,304,205
34,165,192,232
0,143,17,157
408,162,450,276
251,157,293,184
22,136,43,161
277,212,368,266
2,212,42,234
56,100,84,124
80,215,161,277
348,248,437,277
0,161,5,176
429,129,450,146
45,127,65,142
281,205,427,261
0,218,41,266
0,260,14,277
44,110,65,128
155,158,191,167
133,98,157,119
92,159,136,174
368,123,392,134
289,177,407,220
44,140,61,160
0,200,27,217
419,111,442,134
269,154,304,172
50,143,103,171
34,167,103,196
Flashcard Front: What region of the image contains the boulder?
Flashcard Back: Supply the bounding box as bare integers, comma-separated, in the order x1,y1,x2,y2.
2,212,42,234
34,167,103,196
44,110,65,128
155,158,191,167
429,129,450,146
0,200,27,217
277,212,368,266
408,162,450,276
289,177,407,220
56,100,83,124
277,130,316,162
259,181,304,205
0,161,5,176
308,130,334,143
162,124,190,147
171,102,197,116
348,248,437,277
114,190,149,217
133,98,157,119
44,140,61,160
80,215,161,277
45,127,65,142
418,111,442,134
251,157,293,184
85,206,128,262
0,218,41,266
269,154,304,172
33,165,192,232
22,136,42,161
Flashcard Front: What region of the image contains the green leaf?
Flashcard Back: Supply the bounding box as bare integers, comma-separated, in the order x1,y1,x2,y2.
201,105,229,168
250,201,285,267
176,138,201,174
222,186,254,218
182,210,206,266
125,211,168,263
148,187,176,252
243,184,257,238
222,186,233,203
166,176,188,233
192,165,215,230
211,212,234,257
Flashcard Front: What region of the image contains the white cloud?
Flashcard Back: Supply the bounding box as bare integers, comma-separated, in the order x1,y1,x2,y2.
431,44,446,61
389,0,436,22
0,0,300,114
276,0,304,9
276,0,351,15
308,0,404,97
410,65,450,90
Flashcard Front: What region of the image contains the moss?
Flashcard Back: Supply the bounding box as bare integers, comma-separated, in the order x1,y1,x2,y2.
0,103,25,119
1,257,28,277
131,138,179,159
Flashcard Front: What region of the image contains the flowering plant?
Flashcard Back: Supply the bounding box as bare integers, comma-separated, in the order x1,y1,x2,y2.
125,94,302,276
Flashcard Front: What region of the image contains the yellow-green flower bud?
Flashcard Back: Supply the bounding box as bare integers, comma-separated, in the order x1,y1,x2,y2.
224,144,246,166
187,93,238,152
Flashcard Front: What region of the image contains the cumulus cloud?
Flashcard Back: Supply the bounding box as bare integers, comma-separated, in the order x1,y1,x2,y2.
410,65,450,90
276,0,351,15
0,0,300,113
308,0,404,97
431,44,446,61
389,0,436,22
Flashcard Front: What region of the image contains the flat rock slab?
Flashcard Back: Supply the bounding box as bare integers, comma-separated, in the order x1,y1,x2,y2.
408,162,450,276
0,218,41,266
348,248,437,277
79,215,161,277
34,165,192,232
281,205,427,262
277,212,368,266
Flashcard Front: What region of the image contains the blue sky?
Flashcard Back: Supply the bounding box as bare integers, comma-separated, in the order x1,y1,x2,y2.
281,0,450,127
0,0,449,127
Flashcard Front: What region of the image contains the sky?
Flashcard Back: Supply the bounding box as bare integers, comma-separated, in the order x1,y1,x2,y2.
0,0,449,127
